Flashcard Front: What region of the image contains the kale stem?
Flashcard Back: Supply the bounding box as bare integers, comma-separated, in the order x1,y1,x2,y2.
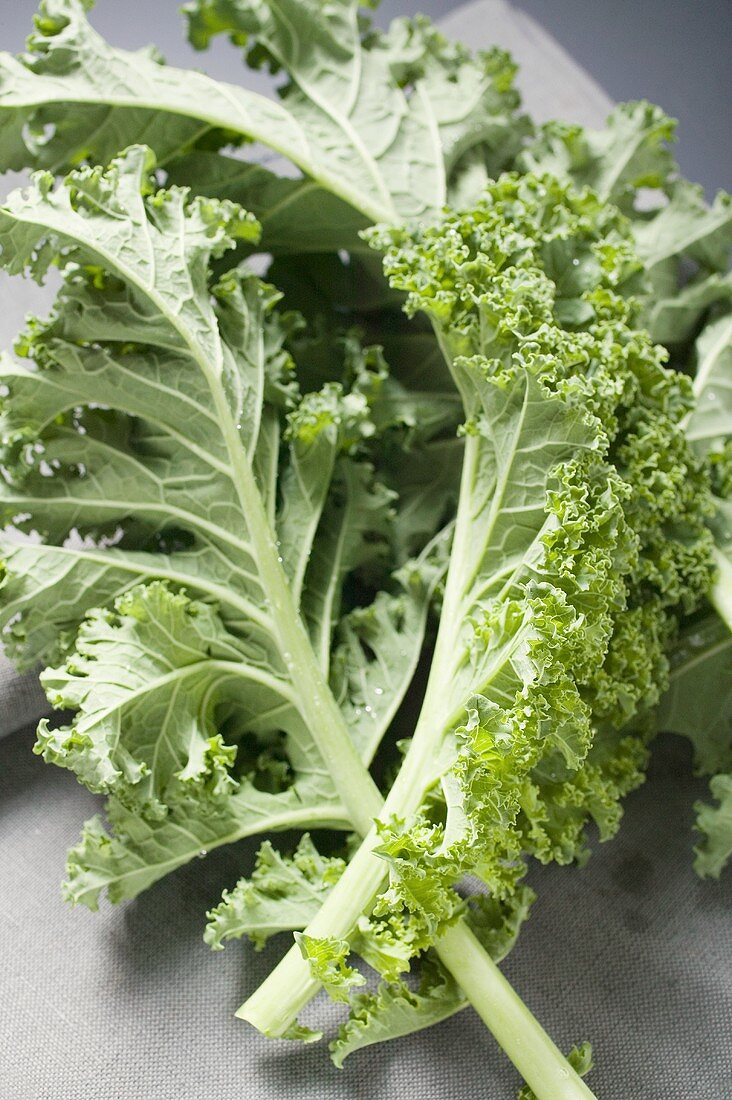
237,418,597,1099
711,547,732,632
436,922,597,1100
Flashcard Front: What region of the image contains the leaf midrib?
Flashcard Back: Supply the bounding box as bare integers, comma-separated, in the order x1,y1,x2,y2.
73,796,351,901
266,0,397,219
2,48,395,224
0,539,271,630
74,656,293,718
8,171,384,834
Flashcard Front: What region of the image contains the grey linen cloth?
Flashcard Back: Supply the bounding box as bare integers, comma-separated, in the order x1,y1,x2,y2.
1,3,730,1098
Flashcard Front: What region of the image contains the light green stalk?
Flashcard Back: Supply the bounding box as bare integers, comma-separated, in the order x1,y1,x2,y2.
212,389,384,837
237,429,598,1099
437,922,597,1100
711,548,732,633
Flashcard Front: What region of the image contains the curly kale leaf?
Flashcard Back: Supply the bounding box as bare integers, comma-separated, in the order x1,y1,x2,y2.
0,0,524,230
232,173,714,1053
658,305,732,876
520,100,732,347
0,146,442,905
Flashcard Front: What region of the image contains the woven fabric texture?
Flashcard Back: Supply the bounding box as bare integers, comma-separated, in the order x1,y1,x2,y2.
2,727,729,1099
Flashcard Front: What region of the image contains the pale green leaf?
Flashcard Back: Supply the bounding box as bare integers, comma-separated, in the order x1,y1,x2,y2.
657,614,732,776
694,774,732,879
1,0,523,226
518,101,676,207
0,147,433,904
205,835,346,950
686,312,732,460
295,932,365,1003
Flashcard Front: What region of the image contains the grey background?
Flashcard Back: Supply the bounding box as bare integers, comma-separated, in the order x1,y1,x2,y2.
513,0,731,196
4,725,729,1099
0,2,730,1098
1,0,730,194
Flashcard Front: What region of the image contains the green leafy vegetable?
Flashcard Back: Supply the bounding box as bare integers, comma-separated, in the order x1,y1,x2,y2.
0,0,525,228
694,775,732,878
655,305,732,877
237,173,714,1073
205,835,347,951
0,145,445,908
1,3,730,1098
